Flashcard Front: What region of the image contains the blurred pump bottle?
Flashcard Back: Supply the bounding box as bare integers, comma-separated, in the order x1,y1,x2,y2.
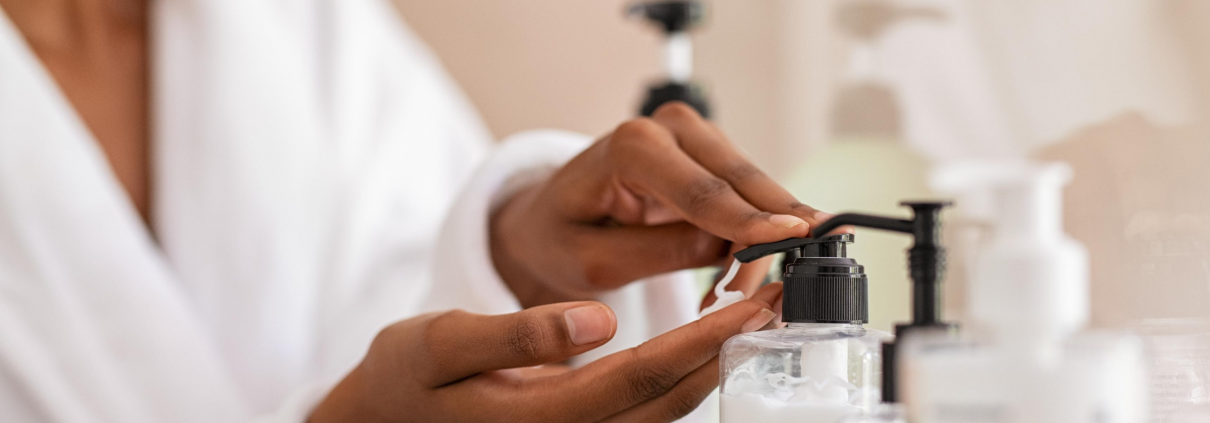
900,161,1148,423
783,0,943,332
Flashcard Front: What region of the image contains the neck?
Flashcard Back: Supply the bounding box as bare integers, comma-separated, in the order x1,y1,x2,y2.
1,0,147,51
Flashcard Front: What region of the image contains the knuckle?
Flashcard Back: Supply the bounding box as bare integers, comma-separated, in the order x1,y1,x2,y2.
681,177,732,215
424,310,466,338
581,260,616,290
721,162,766,184
668,230,724,269
416,310,462,354
368,323,407,363
505,314,555,362
374,320,406,345
652,101,701,122
376,311,451,382
734,211,775,243
664,389,707,421
612,118,666,147
623,358,682,403
789,201,814,212
572,234,616,289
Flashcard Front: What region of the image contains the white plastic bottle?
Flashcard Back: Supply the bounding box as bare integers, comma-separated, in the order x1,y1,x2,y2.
901,161,1148,423
720,235,891,423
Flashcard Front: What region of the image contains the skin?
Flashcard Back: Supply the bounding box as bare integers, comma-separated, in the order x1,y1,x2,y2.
312,284,784,423
1,0,152,225
491,103,835,308
3,0,829,420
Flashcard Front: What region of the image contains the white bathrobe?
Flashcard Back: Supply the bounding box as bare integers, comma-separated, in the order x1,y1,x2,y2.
0,0,701,421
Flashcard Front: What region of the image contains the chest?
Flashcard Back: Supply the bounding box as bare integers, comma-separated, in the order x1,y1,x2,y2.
17,13,151,225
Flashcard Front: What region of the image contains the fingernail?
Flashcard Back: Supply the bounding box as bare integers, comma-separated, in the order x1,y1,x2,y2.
814,211,836,221
768,214,807,229
741,309,776,333
565,305,614,346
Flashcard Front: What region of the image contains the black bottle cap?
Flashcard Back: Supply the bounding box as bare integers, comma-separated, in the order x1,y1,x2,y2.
627,1,705,34
640,82,711,118
782,234,868,324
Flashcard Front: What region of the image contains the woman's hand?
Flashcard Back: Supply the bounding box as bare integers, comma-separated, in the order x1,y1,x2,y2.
309,284,782,423
492,102,833,307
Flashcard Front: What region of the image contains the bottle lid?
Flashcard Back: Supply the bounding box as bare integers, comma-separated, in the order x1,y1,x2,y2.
627,1,705,34
782,234,869,324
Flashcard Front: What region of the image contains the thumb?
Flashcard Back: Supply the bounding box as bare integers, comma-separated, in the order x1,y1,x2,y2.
417,302,617,387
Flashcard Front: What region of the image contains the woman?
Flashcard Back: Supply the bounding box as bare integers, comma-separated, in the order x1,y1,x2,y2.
0,0,832,421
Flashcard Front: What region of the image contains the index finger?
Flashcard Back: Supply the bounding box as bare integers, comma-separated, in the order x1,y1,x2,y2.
606,118,812,246
650,103,840,236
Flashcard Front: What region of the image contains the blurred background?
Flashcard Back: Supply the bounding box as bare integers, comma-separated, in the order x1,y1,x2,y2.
394,1,1210,420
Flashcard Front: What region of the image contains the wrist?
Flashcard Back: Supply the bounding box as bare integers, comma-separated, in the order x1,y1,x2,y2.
490,183,575,308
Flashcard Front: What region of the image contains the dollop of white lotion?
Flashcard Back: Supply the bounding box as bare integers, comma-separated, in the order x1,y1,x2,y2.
700,259,747,317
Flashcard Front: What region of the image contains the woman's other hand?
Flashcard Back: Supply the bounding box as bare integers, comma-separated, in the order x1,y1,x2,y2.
309,284,782,423
492,102,830,307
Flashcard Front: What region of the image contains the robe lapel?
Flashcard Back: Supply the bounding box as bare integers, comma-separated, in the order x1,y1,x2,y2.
0,6,247,423
153,0,336,409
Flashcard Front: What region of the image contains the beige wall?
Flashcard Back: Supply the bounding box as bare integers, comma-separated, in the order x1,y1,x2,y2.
392,0,838,178
393,0,664,139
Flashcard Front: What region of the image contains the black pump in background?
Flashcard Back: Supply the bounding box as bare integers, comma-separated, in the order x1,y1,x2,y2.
734,201,956,404
627,1,712,118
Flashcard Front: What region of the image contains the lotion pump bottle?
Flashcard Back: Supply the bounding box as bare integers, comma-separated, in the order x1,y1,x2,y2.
902,161,1148,423
628,1,711,117
727,201,956,423
720,234,891,423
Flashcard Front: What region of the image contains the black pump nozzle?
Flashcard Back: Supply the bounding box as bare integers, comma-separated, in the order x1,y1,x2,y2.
627,1,712,118
734,201,955,403
801,233,851,258
628,1,705,34
735,201,949,328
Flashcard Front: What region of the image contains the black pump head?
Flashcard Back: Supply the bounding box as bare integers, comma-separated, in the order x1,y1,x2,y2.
782,234,869,324
628,1,705,34
735,201,951,326
640,83,711,118
733,201,955,404
628,1,712,118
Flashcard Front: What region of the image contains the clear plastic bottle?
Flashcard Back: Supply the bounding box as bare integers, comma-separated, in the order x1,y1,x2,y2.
721,323,889,422
838,404,908,423
720,234,891,423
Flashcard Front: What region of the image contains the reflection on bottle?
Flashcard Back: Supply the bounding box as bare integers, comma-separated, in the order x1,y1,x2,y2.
1170,402,1210,423
1135,319,1210,423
